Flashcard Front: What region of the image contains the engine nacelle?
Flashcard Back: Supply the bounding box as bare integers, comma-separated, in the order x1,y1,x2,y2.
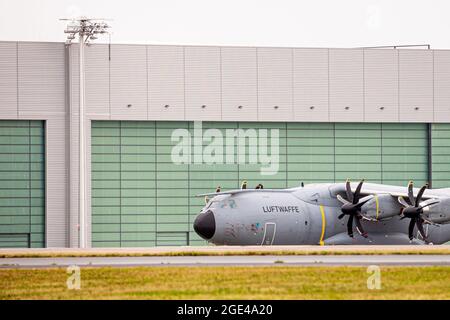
422,198,450,224
361,194,401,220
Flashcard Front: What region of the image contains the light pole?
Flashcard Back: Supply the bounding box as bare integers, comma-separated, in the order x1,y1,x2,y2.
61,17,111,248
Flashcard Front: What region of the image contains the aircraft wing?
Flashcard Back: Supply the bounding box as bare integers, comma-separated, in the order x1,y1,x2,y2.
195,188,296,197
197,182,450,199
341,182,448,200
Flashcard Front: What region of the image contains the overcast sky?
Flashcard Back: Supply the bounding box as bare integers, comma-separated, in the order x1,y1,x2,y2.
0,0,449,48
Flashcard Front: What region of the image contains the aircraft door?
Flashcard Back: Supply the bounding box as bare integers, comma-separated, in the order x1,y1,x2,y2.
261,222,276,245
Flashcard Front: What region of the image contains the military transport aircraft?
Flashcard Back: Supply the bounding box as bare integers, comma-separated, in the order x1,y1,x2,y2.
193,180,450,245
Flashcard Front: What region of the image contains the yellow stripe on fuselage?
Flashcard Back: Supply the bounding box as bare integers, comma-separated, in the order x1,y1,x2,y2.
375,195,379,220
319,205,326,245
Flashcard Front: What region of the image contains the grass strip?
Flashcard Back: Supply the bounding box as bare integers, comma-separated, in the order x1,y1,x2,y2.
1,266,449,300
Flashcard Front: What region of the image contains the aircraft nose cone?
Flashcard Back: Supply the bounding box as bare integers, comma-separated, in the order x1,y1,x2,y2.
194,210,216,240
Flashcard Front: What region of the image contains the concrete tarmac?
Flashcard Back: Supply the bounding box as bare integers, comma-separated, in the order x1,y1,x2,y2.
1,254,450,268
1,245,449,257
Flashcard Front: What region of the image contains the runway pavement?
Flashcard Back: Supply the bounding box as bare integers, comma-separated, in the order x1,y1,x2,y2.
1,245,449,258
1,254,450,268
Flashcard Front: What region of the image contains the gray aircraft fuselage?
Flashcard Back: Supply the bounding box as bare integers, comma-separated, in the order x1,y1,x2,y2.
193,183,450,245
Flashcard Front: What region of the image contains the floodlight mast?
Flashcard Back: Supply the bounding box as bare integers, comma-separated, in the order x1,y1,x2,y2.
61,17,111,248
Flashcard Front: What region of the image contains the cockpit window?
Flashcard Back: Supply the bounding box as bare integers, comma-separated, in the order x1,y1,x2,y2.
203,201,213,211
203,198,222,210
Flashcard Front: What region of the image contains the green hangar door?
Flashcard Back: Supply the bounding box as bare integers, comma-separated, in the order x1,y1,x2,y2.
91,121,194,247
0,121,45,248
91,121,431,247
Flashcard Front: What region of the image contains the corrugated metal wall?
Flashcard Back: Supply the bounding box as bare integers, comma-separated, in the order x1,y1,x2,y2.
91,120,429,247
0,120,45,248
148,46,185,120
0,42,17,119
77,44,450,123
221,47,258,121
399,50,434,122
293,48,328,121
434,51,450,122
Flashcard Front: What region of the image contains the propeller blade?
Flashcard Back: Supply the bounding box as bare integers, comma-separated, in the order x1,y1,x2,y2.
345,179,354,203
423,218,440,226
416,218,427,240
417,199,440,210
337,194,351,205
354,179,364,204
407,181,415,206
415,183,429,207
398,196,410,208
355,215,368,238
355,195,374,209
347,214,354,238
408,218,415,240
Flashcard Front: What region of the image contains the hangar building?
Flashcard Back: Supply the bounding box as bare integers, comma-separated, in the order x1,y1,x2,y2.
1,41,450,247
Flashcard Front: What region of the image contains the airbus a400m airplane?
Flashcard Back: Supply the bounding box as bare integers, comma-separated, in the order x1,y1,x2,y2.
193,180,450,245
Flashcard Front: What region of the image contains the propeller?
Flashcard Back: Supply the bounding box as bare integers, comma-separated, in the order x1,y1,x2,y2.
397,181,440,241
337,179,373,238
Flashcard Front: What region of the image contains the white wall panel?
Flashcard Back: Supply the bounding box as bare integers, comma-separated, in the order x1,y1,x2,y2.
69,111,80,248
329,49,364,122
434,50,450,122
85,119,92,247
364,49,399,122
399,50,433,122
257,47,293,121
148,45,185,120
46,117,69,247
68,114,92,247
67,45,81,247
69,45,79,116
293,48,328,121
185,46,221,120
0,42,17,119
110,44,147,120
85,44,110,117
221,47,257,121
18,42,65,117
